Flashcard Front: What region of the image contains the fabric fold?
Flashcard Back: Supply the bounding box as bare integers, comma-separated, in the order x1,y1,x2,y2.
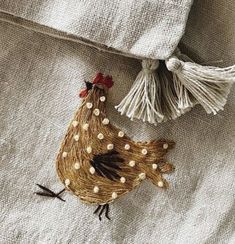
0,0,193,60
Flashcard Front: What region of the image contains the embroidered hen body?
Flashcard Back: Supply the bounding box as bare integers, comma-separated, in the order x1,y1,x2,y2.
37,73,175,220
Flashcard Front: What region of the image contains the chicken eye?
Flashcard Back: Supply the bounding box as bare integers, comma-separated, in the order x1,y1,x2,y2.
85,81,93,90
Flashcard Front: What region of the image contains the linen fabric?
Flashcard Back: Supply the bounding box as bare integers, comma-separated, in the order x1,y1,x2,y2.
0,0,235,243
0,0,193,60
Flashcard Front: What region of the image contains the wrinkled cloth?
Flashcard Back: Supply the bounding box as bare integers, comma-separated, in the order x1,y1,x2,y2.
0,0,193,60
0,1,235,244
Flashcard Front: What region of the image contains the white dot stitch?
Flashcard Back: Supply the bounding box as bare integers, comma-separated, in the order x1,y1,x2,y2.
65,179,70,186
163,143,169,149
86,102,93,109
102,118,109,125
141,148,148,155
100,96,106,102
120,177,126,183
152,164,158,170
107,144,114,150
74,162,80,170
139,173,146,180
86,146,92,154
124,144,130,150
118,131,125,137
129,160,135,167
83,123,89,131
112,192,117,199
158,181,164,187
62,152,68,158
89,167,95,174
72,120,79,127
74,134,80,141
93,186,99,193
93,108,100,116
97,133,104,140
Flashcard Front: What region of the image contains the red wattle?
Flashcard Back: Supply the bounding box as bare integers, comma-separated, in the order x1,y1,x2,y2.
79,89,88,98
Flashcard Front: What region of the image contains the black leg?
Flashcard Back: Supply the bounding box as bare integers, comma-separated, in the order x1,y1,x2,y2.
35,184,66,202
94,205,102,214
57,188,66,195
98,205,106,221
105,204,110,220
93,204,111,221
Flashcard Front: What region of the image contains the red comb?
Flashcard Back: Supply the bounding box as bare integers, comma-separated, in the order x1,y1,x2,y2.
79,73,113,98
93,73,113,88
93,73,104,85
102,75,113,88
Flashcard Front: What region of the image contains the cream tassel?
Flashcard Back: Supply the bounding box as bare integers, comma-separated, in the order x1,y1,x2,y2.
158,65,191,121
115,59,164,124
116,50,235,125
165,55,235,115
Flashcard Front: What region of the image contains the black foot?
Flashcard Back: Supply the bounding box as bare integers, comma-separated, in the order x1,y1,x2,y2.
93,204,110,221
35,184,66,202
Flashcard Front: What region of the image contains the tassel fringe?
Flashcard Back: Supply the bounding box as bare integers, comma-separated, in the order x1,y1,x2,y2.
115,60,164,125
165,56,235,115
116,49,235,124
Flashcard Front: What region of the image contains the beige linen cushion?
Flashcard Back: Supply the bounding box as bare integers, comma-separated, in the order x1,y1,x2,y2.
0,1,235,243
0,0,193,60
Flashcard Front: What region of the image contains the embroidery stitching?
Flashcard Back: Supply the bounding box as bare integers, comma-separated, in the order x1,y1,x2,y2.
36,73,175,221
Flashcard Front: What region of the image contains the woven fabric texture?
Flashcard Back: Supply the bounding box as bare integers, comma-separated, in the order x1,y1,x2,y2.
0,0,193,60
0,0,235,244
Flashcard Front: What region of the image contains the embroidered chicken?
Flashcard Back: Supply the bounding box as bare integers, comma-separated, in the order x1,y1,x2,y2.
36,73,175,220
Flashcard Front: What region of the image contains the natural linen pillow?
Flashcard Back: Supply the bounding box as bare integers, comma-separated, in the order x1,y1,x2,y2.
104,1,235,125
0,0,234,125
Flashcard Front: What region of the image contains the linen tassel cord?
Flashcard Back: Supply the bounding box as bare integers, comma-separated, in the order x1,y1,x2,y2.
116,49,235,124
165,56,235,115
115,59,164,125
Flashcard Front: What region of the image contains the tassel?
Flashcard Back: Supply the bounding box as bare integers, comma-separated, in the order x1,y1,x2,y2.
115,59,164,124
116,48,235,125
158,64,191,121
165,54,235,115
